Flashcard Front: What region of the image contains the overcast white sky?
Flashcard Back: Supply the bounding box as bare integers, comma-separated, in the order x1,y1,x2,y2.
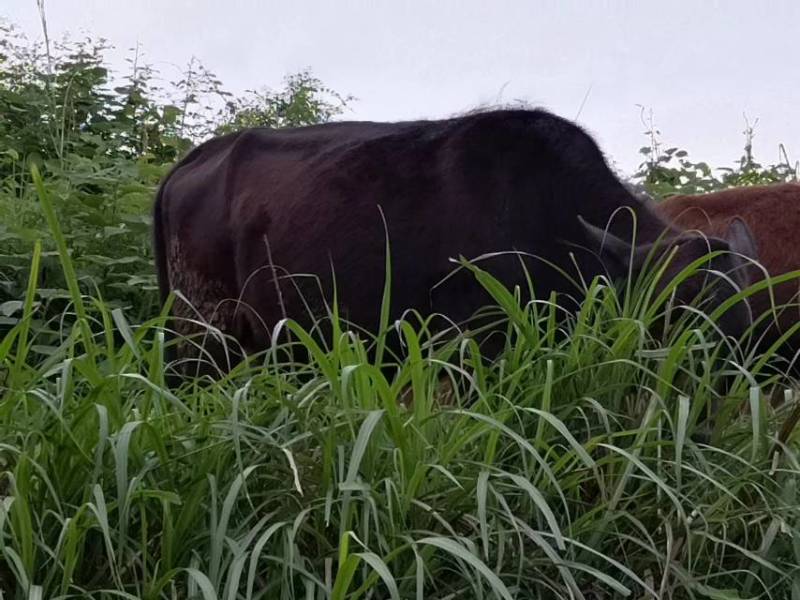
6,0,800,175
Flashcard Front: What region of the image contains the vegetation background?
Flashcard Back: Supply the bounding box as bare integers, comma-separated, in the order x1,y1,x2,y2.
1,19,800,599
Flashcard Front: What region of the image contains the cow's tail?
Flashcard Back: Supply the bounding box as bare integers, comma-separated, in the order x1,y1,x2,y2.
152,182,170,309
151,175,179,382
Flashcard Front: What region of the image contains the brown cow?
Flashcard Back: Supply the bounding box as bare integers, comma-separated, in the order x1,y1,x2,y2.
153,108,758,378
656,183,800,372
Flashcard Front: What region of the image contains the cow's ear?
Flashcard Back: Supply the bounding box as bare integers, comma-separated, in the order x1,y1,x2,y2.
578,215,633,269
724,217,759,288
725,217,758,260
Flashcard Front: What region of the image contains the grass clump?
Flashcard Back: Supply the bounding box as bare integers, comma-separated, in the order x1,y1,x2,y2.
2,178,800,598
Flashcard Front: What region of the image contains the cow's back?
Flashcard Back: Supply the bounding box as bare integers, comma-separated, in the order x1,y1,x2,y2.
658,183,800,276
657,183,800,369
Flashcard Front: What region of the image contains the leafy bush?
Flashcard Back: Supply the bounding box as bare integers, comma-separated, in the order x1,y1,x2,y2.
0,21,349,341
216,69,352,134
632,107,798,198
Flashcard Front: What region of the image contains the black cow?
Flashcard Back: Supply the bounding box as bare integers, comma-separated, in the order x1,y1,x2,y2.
153,108,757,377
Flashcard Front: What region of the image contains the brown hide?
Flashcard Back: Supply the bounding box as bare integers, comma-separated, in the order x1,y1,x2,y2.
656,183,800,370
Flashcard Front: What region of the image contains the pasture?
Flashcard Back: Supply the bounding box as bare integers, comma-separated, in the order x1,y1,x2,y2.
2,21,800,600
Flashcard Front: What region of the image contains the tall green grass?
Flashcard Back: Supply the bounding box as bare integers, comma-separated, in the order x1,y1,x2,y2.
1,174,800,599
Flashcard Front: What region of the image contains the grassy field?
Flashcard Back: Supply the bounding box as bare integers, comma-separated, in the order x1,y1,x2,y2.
3,22,800,599
3,166,800,599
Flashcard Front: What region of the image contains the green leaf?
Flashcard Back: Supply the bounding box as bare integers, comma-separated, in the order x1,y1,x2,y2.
418,537,513,600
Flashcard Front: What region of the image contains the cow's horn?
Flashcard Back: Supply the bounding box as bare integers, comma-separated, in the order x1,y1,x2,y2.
578,215,632,260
